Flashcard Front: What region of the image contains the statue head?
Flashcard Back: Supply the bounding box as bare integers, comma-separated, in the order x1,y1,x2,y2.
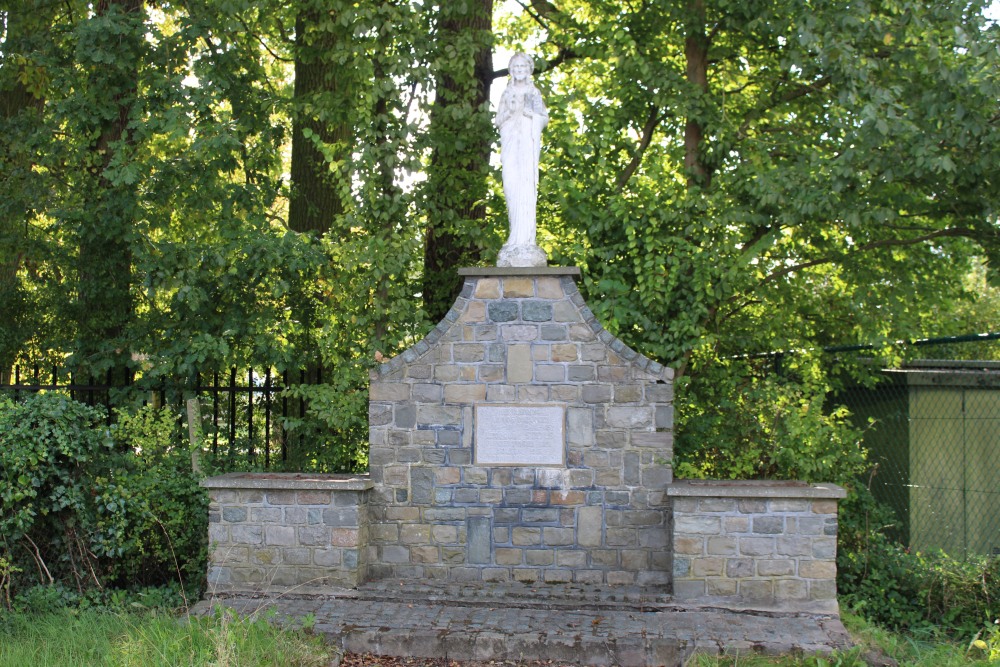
508,53,534,80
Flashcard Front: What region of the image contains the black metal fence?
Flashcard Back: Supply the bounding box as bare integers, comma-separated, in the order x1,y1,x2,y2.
0,363,322,469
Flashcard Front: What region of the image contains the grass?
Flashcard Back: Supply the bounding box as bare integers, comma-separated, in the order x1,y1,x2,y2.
1,604,997,667
689,613,1000,667
0,606,332,667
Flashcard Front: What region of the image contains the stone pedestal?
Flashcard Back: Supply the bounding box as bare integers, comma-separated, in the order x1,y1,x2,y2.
367,267,674,585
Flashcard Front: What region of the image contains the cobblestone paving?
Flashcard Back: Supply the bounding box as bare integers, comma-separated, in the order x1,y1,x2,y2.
191,582,852,667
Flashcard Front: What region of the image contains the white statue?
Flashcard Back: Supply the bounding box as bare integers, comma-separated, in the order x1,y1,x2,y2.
496,53,549,268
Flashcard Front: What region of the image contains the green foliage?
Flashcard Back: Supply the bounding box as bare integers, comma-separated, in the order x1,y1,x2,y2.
674,351,867,485
838,488,1000,639
0,395,206,601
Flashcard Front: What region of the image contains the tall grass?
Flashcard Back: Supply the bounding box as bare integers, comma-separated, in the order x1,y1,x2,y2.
0,607,332,667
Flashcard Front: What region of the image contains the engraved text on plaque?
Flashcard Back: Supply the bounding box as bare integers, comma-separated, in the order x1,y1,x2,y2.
475,404,565,466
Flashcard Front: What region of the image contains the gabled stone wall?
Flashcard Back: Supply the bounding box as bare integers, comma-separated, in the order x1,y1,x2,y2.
367,268,674,586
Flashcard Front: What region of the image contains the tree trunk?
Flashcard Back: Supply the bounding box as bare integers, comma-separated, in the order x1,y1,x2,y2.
684,0,710,189
0,1,53,381
75,0,143,372
422,0,494,323
287,7,351,235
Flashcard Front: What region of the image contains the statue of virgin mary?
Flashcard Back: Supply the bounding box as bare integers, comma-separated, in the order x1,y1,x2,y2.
495,53,548,267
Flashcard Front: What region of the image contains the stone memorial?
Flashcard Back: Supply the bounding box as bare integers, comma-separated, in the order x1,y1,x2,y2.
202,51,846,619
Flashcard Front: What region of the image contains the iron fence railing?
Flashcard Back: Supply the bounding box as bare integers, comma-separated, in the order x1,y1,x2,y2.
0,363,324,469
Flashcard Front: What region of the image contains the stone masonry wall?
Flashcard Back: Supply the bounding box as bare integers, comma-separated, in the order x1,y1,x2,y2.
667,480,846,613
367,268,674,586
203,473,372,589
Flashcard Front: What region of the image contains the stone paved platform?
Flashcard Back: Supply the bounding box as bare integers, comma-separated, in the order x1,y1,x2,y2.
191,582,852,666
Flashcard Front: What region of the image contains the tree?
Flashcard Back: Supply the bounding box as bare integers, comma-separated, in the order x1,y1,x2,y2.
500,0,998,370
421,0,498,322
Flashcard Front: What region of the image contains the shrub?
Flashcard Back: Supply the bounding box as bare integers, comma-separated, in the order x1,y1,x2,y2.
0,394,207,606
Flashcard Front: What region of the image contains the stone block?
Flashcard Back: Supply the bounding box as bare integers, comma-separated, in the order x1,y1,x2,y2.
495,548,523,566
475,278,499,298
372,523,399,542
411,383,442,403
432,525,459,543
621,550,649,571
230,525,263,545
382,545,410,563
222,506,247,523
410,545,440,564
738,500,768,513
606,528,637,547
503,277,534,297
812,499,839,515
757,559,795,576
740,580,775,600
691,558,724,577
535,364,565,382
607,571,636,586
812,536,837,559
501,324,538,342
568,323,595,341
506,344,532,383
539,324,567,341
543,527,574,546
323,507,359,527
416,405,462,426
512,527,541,546
567,407,594,446
522,300,553,322
467,517,491,564
331,528,361,547
674,515,721,535
552,301,578,322
536,277,562,298
706,537,737,556
809,579,838,600
393,405,416,429
726,558,754,578
298,525,331,546
513,568,539,583
313,547,343,567
739,537,776,556
775,578,808,600
655,405,674,428
707,578,738,596
441,547,465,564
699,498,736,512
614,385,642,403
752,516,784,534
798,559,836,579
543,569,574,584
266,490,296,505
723,516,749,533
488,301,518,322
370,383,411,401
605,406,653,428
527,549,556,566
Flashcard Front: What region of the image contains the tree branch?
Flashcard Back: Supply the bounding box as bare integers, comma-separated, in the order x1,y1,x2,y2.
615,105,664,192
737,75,832,141
757,226,981,288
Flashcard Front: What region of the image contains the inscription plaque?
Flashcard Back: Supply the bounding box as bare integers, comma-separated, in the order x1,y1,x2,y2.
475,404,565,466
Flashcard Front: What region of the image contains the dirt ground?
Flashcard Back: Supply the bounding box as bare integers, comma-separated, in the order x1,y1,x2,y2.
342,654,583,667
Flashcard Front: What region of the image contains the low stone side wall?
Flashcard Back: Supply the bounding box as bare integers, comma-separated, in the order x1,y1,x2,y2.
667,480,846,613
202,473,373,590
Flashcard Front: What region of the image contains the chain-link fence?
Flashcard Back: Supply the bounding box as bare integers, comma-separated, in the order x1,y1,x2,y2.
833,339,1000,558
